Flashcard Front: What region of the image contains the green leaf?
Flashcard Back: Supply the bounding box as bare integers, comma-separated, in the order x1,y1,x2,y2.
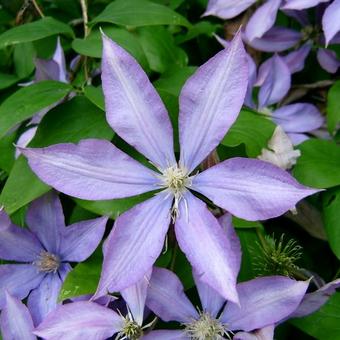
13,42,36,78
232,217,263,229
291,293,340,340
0,131,16,173
137,26,188,73
0,80,72,139
175,21,220,44
59,248,102,301
222,109,276,157
92,0,191,28
74,191,155,219
0,96,114,214
293,139,340,188
327,80,340,133
84,86,104,111
72,27,148,69
0,17,74,49
0,73,19,90
323,188,340,259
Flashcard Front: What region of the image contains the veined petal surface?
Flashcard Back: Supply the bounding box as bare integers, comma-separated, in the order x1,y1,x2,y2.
203,0,257,19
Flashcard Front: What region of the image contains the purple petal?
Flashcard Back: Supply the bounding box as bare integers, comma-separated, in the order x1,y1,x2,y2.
27,273,64,326
245,0,281,41
287,132,310,145
272,103,324,133
0,211,42,262
283,43,312,73
121,268,152,325
282,0,330,10
234,325,275,340
221,276,308,332
192,157,319,221
244,27,302,52
101,33,175,171
59,216,107,262
15,126,38,158
258,55,291,108
0,292,36,340
94,192,172,299
34,59,61,82
175,192,240,303
34,301,124,340
323,0,340,45
26,192,65,255
146,267,198,323
283,9,310,26
317,48,340,73
0,264,44,308
203,0,257,19
52,37,68,83
143,330,188,340
21,139,160,200
179,32,248,173
292,278,340,318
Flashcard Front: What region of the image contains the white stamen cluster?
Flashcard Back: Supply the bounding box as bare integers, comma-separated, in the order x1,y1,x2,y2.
160,164,192,220
184,312,228,340
116,318,143,340
35,251,60,273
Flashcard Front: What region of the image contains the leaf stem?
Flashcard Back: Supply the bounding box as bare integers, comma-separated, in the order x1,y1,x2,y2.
31,0,44,18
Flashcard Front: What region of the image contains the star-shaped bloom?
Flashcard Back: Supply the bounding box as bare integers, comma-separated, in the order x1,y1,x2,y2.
34,270,154,340
21,32,318,303
143,267,309,340
0,192,107,325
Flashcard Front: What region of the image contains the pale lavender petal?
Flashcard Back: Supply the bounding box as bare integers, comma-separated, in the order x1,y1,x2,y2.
34,59,60,82
283,43,312,73
146,267,198,323
322,0,340,45
0,265,44,308
244,27,301,52
203,0,257,19
317,48,340,73
26,192,65,255
0,211,42,262
101,33,175,171
287,133,310,145
221,276,308,331
258,55,291,108
245,0,281,41
234,325,275,340
143,330,187,340
15,126,38,158
282,0,330,10
94,192,172,299
283,9,310,26
192,157,319,221
256,58,272,87
34,301,124,340
121,268,152,325
179,32,248,172
193,269,225,317
21,139,160,200
52,37,68,83
292,278,340,318
1,292,36,340
59,216,107,262
175,192,240,303
27,273,63,326
272,103,324,133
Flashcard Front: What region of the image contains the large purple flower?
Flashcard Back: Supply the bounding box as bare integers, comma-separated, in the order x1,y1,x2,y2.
0,192,107,325
34,271,154,340
143,267,309,340
21,33,318,303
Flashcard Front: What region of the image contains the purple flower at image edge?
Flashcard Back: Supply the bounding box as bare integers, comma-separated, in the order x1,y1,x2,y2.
0,192,107,325
20,32,319,304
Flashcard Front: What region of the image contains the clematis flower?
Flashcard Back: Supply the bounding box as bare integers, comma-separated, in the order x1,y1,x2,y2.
0,192,107,325
143,267,309,340
21,33,318,303
34,271,155,340
258,126,301,170
0,292,37,340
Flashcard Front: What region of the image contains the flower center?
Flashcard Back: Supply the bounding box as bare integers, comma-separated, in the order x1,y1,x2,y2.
184,312,227,340
35,251,60,273
121,319,143,340
160,164,192,220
